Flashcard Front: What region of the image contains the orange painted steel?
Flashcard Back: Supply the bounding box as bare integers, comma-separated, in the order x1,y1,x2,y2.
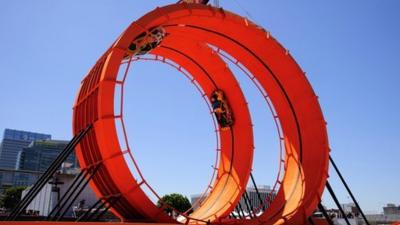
0,223,178,225
152,36,255,223
72,3,329,225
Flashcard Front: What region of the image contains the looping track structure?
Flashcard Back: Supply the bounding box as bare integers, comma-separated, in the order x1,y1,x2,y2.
73,3,329,225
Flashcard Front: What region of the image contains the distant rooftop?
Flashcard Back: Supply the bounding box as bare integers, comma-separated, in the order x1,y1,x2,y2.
27,139,69,148
2,128,51,141
191,185,273,198
247,185,271,191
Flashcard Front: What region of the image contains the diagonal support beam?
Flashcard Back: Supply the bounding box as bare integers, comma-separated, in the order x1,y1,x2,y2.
5,125,92,221
330,155,370,225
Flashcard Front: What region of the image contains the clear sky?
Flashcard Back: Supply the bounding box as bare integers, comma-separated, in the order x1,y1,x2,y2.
0,0,399,214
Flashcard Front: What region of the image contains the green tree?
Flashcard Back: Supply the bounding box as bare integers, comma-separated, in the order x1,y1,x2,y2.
157,193,192,215
0,186,26,210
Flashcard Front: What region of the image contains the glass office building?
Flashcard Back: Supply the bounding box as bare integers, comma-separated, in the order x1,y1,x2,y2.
0,129,51,169
3,129,51,142
0,129,52,192
14,139,77,187
16,140,76,172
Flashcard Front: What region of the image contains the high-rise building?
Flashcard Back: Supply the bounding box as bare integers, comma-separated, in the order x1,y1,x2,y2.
13,140,77,187
0,129,51,169
0,129,80,192
16,140,76,172
0,169,42,191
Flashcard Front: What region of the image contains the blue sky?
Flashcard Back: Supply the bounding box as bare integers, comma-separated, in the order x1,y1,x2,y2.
0,0,399,213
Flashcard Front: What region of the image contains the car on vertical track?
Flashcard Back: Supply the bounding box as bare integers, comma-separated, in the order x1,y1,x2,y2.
210,89,234,129
127,26,166,56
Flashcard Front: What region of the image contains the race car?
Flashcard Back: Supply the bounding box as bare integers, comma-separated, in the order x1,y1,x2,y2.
210,90,234,129
127,26,166,56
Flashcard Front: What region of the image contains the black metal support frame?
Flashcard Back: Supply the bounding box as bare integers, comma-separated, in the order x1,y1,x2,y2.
318,203,335,225
84,198,109,221
235,204,245,219
230,172,267,220
54,164,101,221
239,202,247,218
250,173,264,208
46,169,88,220
243,191,255,218
90,196,120,221
326,181,351,225
312,154,370,225
5,125,92,221
229,212,237,219
76,198,103,222
307,216,316,225
75,193,121,222
330,156,370,225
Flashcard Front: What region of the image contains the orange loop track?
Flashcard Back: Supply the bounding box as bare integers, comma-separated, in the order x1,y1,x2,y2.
70,3,329,225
